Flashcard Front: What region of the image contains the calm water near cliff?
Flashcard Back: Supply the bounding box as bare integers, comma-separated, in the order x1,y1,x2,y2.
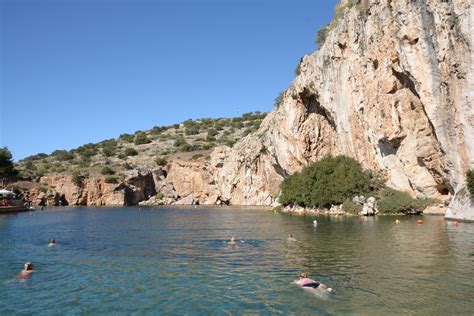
0,207,473,315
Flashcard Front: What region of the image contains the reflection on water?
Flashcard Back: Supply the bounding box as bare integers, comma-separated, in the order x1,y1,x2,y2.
0,208,473,314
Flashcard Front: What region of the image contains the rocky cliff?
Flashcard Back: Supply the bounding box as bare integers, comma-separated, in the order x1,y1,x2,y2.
211,0,474,216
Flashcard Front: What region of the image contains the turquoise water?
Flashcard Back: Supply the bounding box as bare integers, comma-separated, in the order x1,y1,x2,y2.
0,207,473,315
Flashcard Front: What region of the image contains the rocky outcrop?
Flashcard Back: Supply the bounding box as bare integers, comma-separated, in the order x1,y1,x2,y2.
445,187,474,221
210,0,473,208
28,171,155,206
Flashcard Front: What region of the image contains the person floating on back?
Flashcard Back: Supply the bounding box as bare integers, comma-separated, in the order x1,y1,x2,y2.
48,238,56,247
295,273,333,293
16,262,36,279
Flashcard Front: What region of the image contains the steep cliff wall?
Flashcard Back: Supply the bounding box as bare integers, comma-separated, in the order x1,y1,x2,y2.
212,0,473,207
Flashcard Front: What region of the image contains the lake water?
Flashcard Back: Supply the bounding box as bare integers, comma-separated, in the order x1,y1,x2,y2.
0,207,473,315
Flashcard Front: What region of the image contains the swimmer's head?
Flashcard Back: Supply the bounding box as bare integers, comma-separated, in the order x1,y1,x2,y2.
230,237,235,242
300,272,308,278
288,234,293,237
24,262,33,271
50,238,55,243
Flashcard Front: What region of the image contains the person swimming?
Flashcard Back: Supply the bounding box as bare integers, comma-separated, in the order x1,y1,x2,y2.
287,234,297,242
17,262,36,279
48,238,56,247
227,236,237,246
296,273,332,292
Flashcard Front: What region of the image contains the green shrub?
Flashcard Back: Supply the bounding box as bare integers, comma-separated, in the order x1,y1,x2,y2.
155,192,164,200
342,199,362,214
279,155,375,208
191,154,203,160
124,148,138,156
119,133,134,142
274,91,285,108
52,150,75,161
316,27,329,47
295,62,302,76
207,129,218,137
100,166,116,175
102,147,116,157
134,132,151,145
99,139,117,148
155,156,167,167
104,175,119,184
377,188,432,214
185,126,200,135
174,136,187,147
23,153,48,161
72,172,86,186
0,147,18,178
272,205,283,213
203,143,215,150
79,148,97,159
206,135,216,142
467,170,474,197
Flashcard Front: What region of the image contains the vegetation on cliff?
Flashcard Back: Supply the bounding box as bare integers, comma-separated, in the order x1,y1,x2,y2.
377,188,434,215
279,155,377,208
467,170,474,197
315,0,369,48
279,155,436,214
15,112,268,185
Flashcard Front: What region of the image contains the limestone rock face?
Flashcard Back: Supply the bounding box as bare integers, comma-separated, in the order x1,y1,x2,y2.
166,158,220,205
210,0,474,207
445,187,474,221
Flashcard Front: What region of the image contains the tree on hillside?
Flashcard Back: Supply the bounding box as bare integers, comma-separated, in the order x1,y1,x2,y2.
0,147,18,180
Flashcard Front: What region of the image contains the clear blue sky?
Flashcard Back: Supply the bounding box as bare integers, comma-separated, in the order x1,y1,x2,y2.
1,0,338,160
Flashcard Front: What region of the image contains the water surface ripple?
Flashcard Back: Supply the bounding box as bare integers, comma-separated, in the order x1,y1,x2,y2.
0,207,473,314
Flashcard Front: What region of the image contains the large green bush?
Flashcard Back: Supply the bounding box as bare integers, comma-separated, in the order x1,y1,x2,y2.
279,155,375,208
377,188,431,214
466,169,474,197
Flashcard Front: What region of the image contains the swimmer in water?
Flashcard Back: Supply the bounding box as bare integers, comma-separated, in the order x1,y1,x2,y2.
17,262,36,279
48,238,56,247
296,273,332,293
227,236,237,246
287,234,297,242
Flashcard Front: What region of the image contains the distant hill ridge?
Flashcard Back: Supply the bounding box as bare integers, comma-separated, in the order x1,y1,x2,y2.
16,111,267,181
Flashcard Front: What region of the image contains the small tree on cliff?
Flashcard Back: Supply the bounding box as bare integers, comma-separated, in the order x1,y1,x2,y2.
467,169,474,197
0,147,18,181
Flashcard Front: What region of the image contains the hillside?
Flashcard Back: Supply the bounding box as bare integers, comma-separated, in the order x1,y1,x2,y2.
15,112,266,182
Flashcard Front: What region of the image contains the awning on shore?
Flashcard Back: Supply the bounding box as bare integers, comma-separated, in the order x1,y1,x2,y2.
0,189,15,196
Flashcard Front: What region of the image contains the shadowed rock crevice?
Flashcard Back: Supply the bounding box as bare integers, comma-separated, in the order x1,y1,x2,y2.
299,89,336,130
391,68,420,98
378,137,404,157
